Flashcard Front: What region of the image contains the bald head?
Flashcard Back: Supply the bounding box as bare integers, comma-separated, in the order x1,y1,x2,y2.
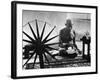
65,19,72,28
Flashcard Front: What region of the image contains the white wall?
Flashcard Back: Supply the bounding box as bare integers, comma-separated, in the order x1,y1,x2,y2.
0,0,99,80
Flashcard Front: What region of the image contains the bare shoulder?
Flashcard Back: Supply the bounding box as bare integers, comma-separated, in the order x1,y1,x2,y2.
60,28,66,32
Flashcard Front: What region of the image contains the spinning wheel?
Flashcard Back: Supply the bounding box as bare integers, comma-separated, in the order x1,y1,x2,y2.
23,19,59,69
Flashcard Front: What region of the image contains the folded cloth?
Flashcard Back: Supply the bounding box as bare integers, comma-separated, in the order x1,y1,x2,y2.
66,47,76,54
